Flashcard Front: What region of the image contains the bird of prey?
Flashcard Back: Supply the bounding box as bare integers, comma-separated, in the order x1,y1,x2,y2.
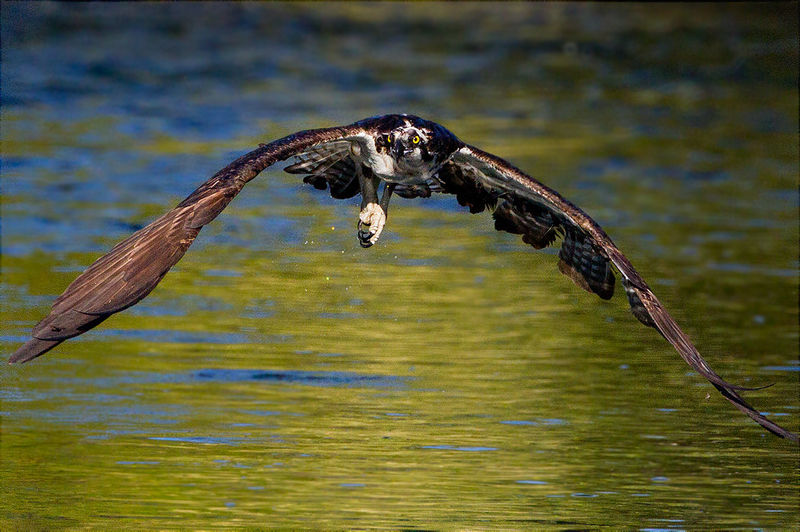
8,114,797,442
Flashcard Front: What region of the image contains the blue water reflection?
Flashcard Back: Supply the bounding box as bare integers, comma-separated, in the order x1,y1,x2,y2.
1,3,797,530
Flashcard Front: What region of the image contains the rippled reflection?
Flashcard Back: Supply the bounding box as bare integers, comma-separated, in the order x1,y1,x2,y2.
1,3,797,530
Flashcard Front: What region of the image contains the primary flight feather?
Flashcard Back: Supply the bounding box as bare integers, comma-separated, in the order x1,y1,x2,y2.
9,114,797,442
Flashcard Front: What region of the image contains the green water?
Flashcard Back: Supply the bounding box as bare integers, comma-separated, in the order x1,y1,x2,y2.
2,4,798,529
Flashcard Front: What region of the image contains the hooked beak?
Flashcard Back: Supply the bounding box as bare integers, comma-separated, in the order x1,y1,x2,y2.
392,139,414,159
392,139,405,159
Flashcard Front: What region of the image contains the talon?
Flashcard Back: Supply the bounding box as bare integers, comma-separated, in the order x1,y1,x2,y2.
357,202,386,247
358,225,374,248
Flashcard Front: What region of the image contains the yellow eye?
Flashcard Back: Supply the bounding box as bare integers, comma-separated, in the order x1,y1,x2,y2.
412,135,420,144
386,134,392,144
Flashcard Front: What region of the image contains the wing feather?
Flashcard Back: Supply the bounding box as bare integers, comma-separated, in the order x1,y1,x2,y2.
438,145,797,442
284,140,362,200
9,123,370,364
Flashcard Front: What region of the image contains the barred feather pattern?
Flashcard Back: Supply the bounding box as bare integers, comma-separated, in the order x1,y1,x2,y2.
284,141,361,199
436,153,616,301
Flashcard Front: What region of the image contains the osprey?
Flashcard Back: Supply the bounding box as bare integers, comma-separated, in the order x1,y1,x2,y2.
9,114,797,442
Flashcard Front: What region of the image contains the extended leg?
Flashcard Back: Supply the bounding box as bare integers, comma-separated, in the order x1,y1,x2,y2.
357,168,394,248
359,182,395,247
379,182,395,213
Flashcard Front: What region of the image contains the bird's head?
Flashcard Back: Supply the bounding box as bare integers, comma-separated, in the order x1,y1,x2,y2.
375,124,430,165
350,114,461,182
370,114,461,171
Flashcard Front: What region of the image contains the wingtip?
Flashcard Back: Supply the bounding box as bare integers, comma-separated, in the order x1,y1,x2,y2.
715,384,800,443
718,379,776,392
8,338,62,364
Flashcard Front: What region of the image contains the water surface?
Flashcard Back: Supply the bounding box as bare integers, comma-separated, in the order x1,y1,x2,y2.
1,4,798,530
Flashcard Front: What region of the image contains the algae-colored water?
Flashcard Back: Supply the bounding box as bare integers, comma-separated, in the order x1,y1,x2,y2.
2,4,798,529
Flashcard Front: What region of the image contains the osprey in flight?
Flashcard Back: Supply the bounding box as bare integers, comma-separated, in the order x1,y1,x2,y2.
9,114,797,442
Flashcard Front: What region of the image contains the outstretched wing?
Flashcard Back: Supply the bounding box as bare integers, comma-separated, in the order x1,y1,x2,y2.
436,145,798,442
283,140,362,199
9,123,371,365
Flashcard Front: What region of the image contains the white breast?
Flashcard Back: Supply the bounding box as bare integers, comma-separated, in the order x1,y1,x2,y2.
352,133,395,179
351,132,430,185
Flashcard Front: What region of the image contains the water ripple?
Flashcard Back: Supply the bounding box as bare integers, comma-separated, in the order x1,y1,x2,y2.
193,368,410,389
